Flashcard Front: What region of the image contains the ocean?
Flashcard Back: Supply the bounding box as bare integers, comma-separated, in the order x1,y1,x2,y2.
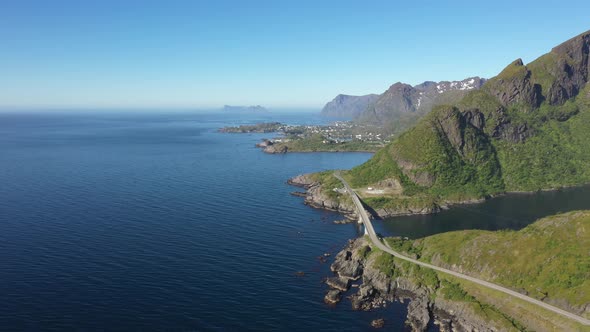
1,111,589,331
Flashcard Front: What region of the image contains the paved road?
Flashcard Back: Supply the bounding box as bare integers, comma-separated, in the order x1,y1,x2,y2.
333,172,590,326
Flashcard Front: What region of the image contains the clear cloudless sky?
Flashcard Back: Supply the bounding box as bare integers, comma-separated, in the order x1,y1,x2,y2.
1,0,589,110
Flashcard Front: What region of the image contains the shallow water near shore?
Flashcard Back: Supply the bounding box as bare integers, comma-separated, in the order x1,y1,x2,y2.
1,111,590,331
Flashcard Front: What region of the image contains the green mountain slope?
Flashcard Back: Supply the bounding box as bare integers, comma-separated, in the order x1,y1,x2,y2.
385,210,590,317
337,30,590,213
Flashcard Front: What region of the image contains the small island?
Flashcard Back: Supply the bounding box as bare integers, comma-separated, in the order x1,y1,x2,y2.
222,105,269,113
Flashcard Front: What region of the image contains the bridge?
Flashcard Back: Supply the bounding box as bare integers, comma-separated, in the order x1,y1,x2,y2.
333,172,590,326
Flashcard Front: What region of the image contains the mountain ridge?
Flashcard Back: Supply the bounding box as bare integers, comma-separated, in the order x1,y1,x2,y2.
358,77,486,126
321,94,379,118
321,29,590,217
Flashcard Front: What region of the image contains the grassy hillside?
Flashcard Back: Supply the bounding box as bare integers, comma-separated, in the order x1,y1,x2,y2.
387,211,590,312
356,211,590,330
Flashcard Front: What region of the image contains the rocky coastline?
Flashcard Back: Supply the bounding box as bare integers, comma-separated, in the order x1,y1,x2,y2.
288,173,490,220
287,174,357,218
256,139,289,154
326,237,504,331
287,173,583,220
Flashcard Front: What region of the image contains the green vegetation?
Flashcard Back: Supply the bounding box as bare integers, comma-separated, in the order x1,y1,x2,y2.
363,211,590,330
408,211,590,309
308,170,353,206
372,250,398,278
384,237,423,258
358,244,371,259
495,98,590,191
369,248,522,329
272,134,384,152
344,147,404,186
312,33,590,215
494,58,529,81
219,122,283,133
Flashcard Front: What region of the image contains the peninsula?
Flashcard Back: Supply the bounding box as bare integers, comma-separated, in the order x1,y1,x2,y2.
219,121,388,153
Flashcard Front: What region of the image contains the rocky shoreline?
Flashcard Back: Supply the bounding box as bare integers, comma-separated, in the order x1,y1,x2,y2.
287,173,488,220
287,174,357,218
287,173,585,220
326,237,502,331
288,172,589,330
256,139,289,154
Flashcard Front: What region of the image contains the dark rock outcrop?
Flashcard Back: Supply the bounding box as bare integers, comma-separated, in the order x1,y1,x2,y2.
547,31,590,105
484,30,590,110
288,174,356,215
287,174,316,188
255,139,289,153
263,144,288,154
328,238,503,332
326,276,351,291
330,241,364,280
370,318,385,328
406,297,431,331
485,58,544,110
324,289,342,304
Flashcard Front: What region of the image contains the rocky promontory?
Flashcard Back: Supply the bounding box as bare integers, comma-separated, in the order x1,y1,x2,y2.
287,173,483,219
287,174,356,217
255,139,288,154
326,237,514,331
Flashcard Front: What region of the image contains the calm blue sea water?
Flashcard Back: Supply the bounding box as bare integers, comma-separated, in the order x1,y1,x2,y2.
1,111,589,331
0,112,407,331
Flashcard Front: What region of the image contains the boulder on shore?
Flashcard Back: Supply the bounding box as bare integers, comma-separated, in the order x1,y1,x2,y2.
324,290,342,304
371,318,385,328
326,276,350,291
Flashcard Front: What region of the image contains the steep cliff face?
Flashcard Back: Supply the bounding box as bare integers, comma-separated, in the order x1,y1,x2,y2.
320,94,379,118
484,59,544,109
486,30,590,111
546,31,590,105
387,105,503,197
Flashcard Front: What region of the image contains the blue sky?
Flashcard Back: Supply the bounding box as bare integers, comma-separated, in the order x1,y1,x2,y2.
1,0,589,110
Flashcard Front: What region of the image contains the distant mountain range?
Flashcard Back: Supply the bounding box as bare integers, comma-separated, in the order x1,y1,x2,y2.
321,77,486,125
223,105,269,113
359,77,486,122
321,77,486,135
